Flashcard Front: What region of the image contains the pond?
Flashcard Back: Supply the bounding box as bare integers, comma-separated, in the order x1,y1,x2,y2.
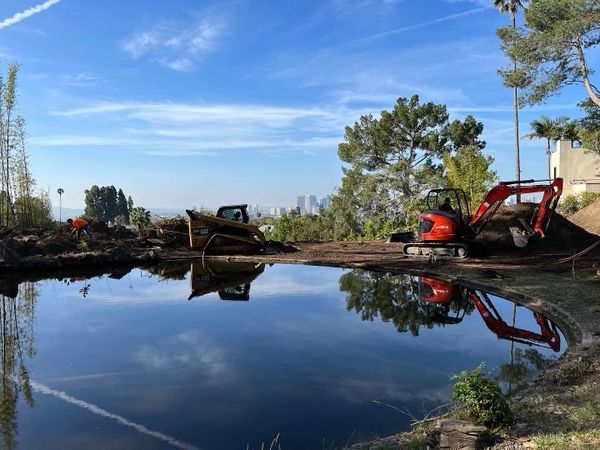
0,262,565,450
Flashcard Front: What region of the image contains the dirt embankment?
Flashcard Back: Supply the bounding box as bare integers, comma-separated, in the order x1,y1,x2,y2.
569,199,600,236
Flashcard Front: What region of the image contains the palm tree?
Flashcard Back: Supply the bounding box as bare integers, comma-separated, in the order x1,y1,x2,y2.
524,116,566,180
494,0,526,201
561,121,582,147
57,188,64,222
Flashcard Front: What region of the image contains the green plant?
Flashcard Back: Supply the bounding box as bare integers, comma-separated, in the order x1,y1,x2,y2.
451,364,513,428
76,239,89,253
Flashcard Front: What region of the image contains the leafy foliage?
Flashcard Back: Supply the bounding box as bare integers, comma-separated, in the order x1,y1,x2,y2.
578,99,600,153
332,95,493,237
84,185,134,223
451,364,513,428
130,206,152,230
444,145,497,212
0,64,49,227
558,192,600,216
339,270,474,336
497,0,600,106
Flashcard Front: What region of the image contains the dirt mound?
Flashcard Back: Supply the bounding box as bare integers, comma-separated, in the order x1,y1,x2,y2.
569,199,600,236
149,217,189,247
475,203,598,255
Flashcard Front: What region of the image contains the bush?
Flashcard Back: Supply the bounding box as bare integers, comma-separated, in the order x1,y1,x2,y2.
451,364,513,428
558,192,600,216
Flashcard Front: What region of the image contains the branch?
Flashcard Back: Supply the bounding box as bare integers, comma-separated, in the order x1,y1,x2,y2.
575,35,600,106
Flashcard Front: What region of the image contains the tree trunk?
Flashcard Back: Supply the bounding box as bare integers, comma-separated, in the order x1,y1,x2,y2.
575,35,600,107
547,139,552,180
512,12,521,202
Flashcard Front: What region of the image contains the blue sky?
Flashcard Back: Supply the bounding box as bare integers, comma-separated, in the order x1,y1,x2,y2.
0,0,594,210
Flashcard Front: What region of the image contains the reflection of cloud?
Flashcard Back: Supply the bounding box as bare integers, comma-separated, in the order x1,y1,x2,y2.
30,379,200,450
250,275,339,297
326,377,448,404
134,331,227,376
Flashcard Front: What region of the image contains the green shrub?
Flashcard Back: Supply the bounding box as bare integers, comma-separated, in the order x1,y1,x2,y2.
451,364,513,428
558,192,600,216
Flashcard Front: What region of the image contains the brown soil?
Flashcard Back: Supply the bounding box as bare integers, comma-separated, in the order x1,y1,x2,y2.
474,203,598,255
569,199,600,236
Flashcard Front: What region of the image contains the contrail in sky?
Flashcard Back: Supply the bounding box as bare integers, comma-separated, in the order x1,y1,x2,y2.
353,7,489,44
0,0,61,30
30,379,201,450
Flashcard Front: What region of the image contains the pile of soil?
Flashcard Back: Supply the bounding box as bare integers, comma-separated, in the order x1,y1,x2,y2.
569,199,600,236
475,203,598,255
149,217,189,247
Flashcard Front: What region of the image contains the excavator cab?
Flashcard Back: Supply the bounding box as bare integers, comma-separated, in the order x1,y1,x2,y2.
425,188,471,226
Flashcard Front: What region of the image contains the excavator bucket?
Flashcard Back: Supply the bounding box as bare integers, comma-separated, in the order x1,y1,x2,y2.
509,227,530,248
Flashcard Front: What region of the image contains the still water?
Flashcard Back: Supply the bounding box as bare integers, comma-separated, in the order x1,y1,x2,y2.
1,262,564,450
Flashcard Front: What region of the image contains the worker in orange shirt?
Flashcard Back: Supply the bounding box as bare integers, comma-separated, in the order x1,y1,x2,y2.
67,218,93,240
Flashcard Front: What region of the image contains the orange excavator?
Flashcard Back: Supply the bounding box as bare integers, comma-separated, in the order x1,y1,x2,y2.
417,277,561,352
402,178,563,257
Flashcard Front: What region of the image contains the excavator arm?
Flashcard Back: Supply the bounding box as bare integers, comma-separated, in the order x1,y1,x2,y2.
469,178,563,247
469,291,561,352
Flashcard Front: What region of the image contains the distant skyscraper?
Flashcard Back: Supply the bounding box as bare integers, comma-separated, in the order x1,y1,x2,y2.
297,196,305,213
320,196,331,209
306,195,317,214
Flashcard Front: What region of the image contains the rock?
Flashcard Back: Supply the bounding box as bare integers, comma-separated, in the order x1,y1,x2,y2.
0,238,20,264
435,419,488,450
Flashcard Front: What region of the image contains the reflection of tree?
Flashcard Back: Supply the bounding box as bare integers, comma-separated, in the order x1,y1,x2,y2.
0,282,37,450
498,348,555,394
339,270,474,336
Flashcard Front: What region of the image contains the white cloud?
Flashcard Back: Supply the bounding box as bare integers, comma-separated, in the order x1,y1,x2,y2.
122,17,226,72
0,0,61,30
33,100,355,156
350,7,489,44
134,331,227,376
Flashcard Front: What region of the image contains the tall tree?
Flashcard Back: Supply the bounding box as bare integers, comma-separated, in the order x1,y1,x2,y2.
57,188,64,222
444,146,497,212
116,188,129,224
577,99,600,153
337,95,450,229
497,0,600,106
494,0,526,202
84,185,102,219
524,115,567,179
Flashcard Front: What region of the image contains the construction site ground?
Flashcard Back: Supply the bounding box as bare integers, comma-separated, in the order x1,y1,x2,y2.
1,203,600,448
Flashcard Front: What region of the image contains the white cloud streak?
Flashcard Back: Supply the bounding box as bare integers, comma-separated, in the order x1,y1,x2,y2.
0,0,61,30
122,17,226,72
30,379,200,450
351,7,489,43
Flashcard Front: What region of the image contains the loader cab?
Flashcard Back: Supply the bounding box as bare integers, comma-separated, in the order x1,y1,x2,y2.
216,204,250,224
425,189,471,225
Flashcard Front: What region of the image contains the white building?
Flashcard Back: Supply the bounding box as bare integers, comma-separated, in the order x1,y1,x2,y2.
551,139,600,195
305,195,318,214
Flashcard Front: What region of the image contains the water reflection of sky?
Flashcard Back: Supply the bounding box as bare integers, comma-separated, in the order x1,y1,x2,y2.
14,264,564,450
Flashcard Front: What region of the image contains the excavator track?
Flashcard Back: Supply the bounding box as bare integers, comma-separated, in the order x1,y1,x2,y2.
402,242,469,258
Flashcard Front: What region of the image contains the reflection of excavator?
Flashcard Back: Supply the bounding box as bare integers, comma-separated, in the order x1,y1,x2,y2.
188,260,265,301
187,205,267,254
417,277,467,325
402,178,563,257
417,277,561,352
